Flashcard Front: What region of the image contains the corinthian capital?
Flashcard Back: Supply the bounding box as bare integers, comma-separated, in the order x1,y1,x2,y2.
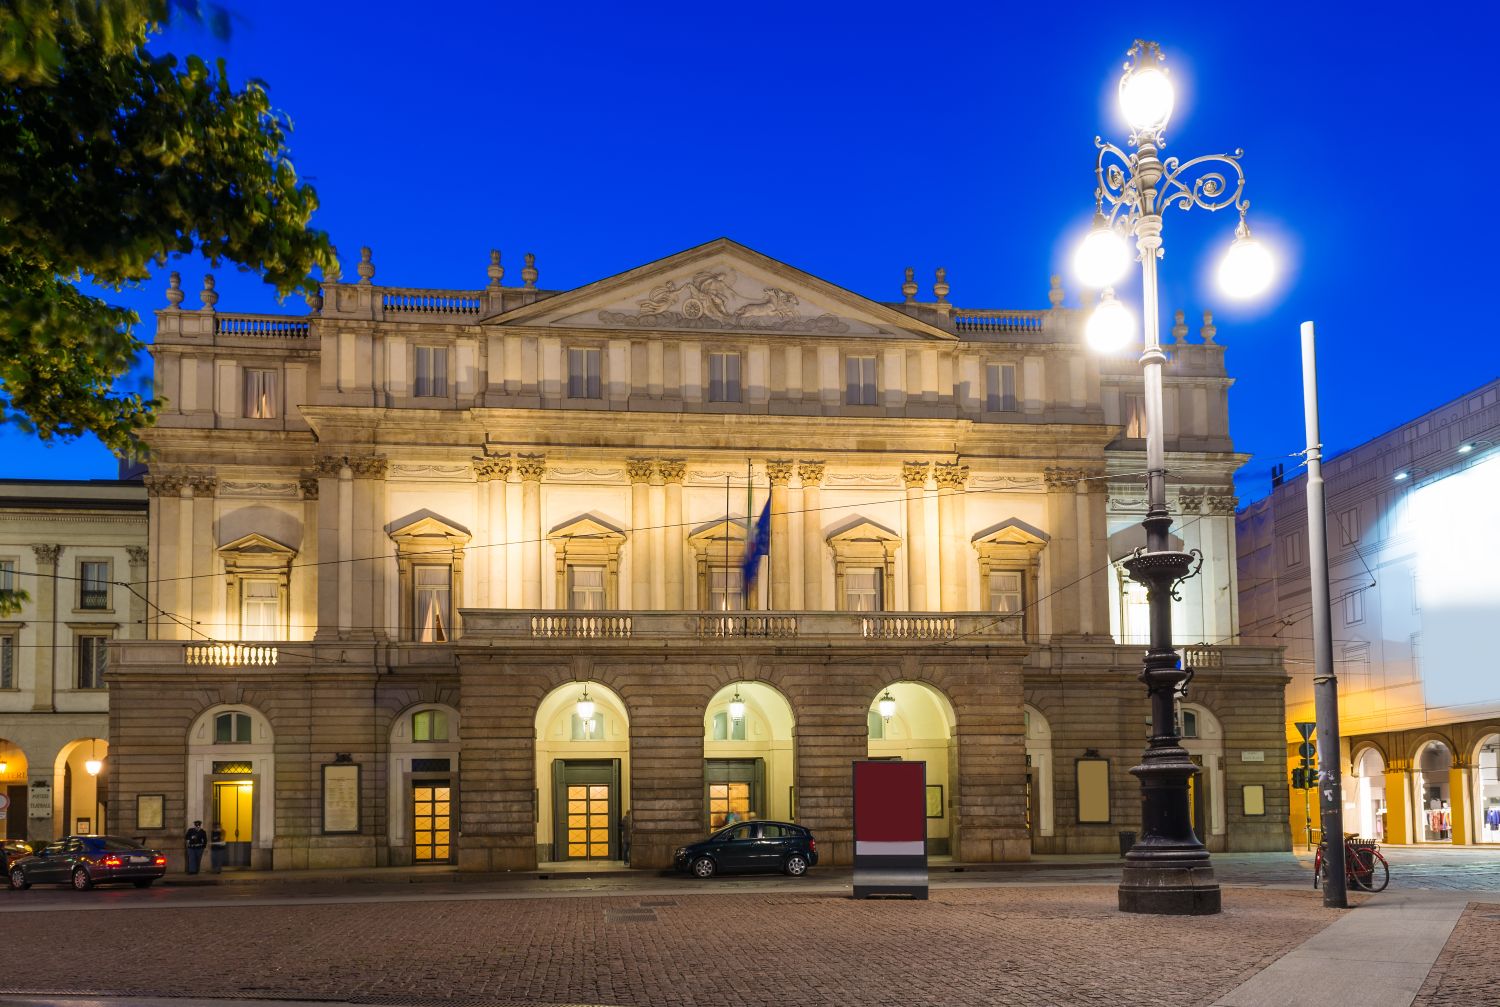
473,454,513,483
934,462,970,490
658,459,686,484
901,461,931,489
626,458,657,484
766,459,794,487
797,460,825,487
347,454,388,479
1043,466,1084,490
31,544,62,566
515,453,547,482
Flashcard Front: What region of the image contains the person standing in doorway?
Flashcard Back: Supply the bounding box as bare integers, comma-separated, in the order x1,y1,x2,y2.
184,820,207,875
209,821,227,874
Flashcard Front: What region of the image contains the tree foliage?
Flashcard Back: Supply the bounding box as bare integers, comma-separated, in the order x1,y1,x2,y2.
0,0,333,452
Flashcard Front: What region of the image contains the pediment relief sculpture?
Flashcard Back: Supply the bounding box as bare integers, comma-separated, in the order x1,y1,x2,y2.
597,269,850,334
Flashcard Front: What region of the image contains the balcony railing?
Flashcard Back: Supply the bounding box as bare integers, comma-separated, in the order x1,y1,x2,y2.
79,588,110,610
214,313,311,338
185,643,278,667
951,309,1048,334
460,610,1027,642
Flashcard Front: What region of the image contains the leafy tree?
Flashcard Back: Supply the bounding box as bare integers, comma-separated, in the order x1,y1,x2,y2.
0,0,334,613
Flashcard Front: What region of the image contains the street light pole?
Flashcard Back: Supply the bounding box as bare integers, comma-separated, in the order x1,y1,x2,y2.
1072,40,1275,916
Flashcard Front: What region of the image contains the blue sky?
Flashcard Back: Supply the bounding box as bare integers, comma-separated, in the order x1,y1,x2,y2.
11,1,1497,502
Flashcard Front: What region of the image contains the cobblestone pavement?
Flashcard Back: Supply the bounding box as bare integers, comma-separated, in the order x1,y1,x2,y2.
0,885,1341,1007
1411,900,1500,1006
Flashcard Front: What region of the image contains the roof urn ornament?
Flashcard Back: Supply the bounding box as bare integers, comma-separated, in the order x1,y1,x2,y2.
165,271,184,308
1048,274,1065,309
357,246,375,284
324,248,342,284
199,274,218,311
488,249,504,288
933,267,950,304
521,252,538,290
901,267,919,304
1200,310,1217,345
1170,309,1187,344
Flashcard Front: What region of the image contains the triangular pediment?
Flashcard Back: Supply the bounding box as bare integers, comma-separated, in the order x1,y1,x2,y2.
217,532,296,557
488,238,955,341
827,517,901,543
972,518,1050,548
388,512,472,547
548,514,626,544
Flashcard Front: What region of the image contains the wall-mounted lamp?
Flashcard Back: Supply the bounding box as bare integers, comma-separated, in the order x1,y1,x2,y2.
878,690,897,724
728,687,746,724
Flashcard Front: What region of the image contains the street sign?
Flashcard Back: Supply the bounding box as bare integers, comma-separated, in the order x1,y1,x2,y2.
1294,721,1316,740
1298,742,1317,761
0,793,8,812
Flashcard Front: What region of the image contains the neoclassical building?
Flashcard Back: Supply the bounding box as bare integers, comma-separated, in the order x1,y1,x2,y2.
112,238,1289,870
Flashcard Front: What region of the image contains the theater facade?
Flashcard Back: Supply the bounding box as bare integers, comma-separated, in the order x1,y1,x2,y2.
111,238,1290,870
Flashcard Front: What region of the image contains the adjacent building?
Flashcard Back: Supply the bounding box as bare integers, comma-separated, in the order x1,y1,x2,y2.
112,238,1290,871
0,479,147,841
1238,377,1500,846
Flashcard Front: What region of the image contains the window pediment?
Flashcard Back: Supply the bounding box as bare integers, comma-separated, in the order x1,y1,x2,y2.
972,519,1049,560
548,514,626,553
826,517,901,556
217,533,297,572
389,513,472,556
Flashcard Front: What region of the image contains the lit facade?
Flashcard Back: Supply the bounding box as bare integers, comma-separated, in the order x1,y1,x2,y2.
1237,377,1500,846
113,238,1289,870
0,480,146,841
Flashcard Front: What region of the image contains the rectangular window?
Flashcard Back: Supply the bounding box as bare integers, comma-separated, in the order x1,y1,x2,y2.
79,561,109,610
1342,642,1371,675
708,567,744,611
1344,589,1365,626
0,559,14,592
1123,392,1147,438
243,368,278,419
0,634,13,689
77,635,109,689
1283,531,1304,568
1338,507,1359,547
567,347,602,399
845,567,883,612
567,565,606,611
414,565,452,642
987,570,1023,614
240,579,280,641
845,355,877,406
986,363,1017,412
414,346,449,397
708,351,743,403
412,709,449,742
1410,632,1421,674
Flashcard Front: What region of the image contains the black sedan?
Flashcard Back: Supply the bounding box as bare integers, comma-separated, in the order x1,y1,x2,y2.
674,820,817,878
9,835,167,890
2,840,33,873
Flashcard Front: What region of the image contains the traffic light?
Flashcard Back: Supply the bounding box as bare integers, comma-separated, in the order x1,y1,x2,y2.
1292,738,1317,789
1291,767,1307,789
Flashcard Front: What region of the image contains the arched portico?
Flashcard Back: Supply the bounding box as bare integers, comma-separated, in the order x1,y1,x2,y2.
1179,702,1226,850
53,738,109,836
1023,704,1053,842
1352,745,1388,842
1413,738,1455,843
187,704,275,868
535,681,629,863
389,702,461,864
0,739,28,840
868,680,958,855
702,681,795,830
1473,732,1500,844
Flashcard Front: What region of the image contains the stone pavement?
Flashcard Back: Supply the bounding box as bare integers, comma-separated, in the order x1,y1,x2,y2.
1412,900,1500,1005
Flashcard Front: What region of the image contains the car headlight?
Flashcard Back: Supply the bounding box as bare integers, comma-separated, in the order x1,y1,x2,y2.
674,847,687,856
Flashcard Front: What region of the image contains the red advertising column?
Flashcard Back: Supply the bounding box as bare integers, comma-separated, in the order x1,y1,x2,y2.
852,760,928,900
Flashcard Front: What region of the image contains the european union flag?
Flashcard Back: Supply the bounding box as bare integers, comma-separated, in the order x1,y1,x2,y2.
741,500,771,591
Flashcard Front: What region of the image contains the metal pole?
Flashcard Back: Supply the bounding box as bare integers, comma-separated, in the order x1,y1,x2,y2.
1301,320,1347,908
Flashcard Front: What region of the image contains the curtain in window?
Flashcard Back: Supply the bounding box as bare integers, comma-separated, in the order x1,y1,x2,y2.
568,348,601,399
987,363,1017,412
0,635,12,689
241,579,280,640
708,567,743,610
243,369,278,419
845,568,881,611
845,356,876,405
988,571,1022,613
568,565,605,610
415,347,449,397
709,352,742,403
415,566,452,642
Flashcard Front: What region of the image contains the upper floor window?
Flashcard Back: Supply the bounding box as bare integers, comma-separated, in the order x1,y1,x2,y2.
1179,709,1199,738
0,559,15,592
1338,507,1360,547
414,565,452,642
414,346,449,397
567,347,602,399
240,579,280,641
1123,392,1146,438
1283,531,1304,568
567,564,606,611
844,567,883,612
987,570,1023,614
708,566,744,611
845,355,877,406
0,633,14,689
243,368,278,418
214,711,253,744
708,351,743,403
986,363,1017,412
1344,589,1365,626
79,561,109,610
76,634,109,689
412,709,450,742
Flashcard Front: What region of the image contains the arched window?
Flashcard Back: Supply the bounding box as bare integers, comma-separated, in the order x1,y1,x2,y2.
711,711,747,741
412,709,449,742
570,712,605,740
214,712,252,744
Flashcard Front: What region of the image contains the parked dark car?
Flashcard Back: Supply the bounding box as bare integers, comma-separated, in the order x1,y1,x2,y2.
674,821,817,878
9,835,167,890
2,840,33,873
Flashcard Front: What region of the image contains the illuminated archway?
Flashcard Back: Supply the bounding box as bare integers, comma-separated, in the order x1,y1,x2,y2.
1352,745,1387,842
1178,703,1226,847
54,738,108,836
1023,705,1053,840
1471,733,1500,843
187,704,274,867
1413,739,1454,843
535,682,629,863
0,739,29,840
867,681,957,855
389,702,461,864
702,682,795,831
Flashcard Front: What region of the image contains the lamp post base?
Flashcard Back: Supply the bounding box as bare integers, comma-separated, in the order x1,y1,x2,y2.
1119,857,1221,915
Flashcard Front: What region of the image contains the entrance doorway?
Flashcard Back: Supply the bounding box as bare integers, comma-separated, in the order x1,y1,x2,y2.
868,681,958,856
1476,736,1500,843
1187,757,1206,842
1353,748,1387,842
1416,741,1454,843
212,780,254,867
412,781,452,862
552,759,619,861
705,759,764,830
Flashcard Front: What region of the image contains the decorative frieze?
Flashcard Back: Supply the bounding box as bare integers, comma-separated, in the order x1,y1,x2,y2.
218,481,299,499
391,463,473,481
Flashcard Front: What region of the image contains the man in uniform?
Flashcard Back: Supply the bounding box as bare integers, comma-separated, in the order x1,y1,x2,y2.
185,820,208,874
209,821,227,874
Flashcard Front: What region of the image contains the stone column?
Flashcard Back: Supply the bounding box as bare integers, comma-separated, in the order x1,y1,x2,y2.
189,475,217,633
1043,467,1083,635
1206,491,1239,641
650,469,667,609
516,454,546,608
125,547,148,640
627,459,655,610
935,462,969,611
1449,761,1473,845
798,461,825,610
475,455,511,608
1076,473,1108,637
313,457,345,639
142,475,181,639
660,460,686,609
902,462,931,611
30,544,61,711
767,460,793,610
1383,762,1411,845
297,474,319,639
336,462,354,635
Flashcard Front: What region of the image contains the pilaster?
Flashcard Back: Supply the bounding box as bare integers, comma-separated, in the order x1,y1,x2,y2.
767,459,793,610
30,543,61,711
1044,467,1084,635
660,460,686,609
798,461,825,610
902,462,931,611
475,454,512,609
935,462,969,610
627,458,655,610
516,454,546,607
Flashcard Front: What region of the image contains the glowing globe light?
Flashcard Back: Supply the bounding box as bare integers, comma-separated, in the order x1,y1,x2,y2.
1218,232,1274,300
1086,290,1134,352
728,688,746,724
85,758,103,776
878,690,897,722
1074,220,1131,288
1120,65,1174,134
575,688,595,723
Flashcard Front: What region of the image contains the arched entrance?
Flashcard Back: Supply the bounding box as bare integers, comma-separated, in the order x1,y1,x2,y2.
187,705,275,868
1352,747,1387,842
702,682,795,831
535,682,629,863
0,739,29,840
867,681,957,856
1023,705,1053,843
54,738,108,836
1178,703,1226,850
1414,740,1454,843
1472,733,1500,843
389,703,461,864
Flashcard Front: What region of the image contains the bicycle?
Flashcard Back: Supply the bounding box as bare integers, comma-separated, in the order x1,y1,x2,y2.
1313,833,1389,893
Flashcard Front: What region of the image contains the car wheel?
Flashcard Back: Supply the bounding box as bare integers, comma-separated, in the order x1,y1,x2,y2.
784,854,809,877
691,856,716,879
71,867,93,891
8,868,28,891
133,879,154,888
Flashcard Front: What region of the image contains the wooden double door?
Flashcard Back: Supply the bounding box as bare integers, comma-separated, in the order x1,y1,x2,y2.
552,759,620,861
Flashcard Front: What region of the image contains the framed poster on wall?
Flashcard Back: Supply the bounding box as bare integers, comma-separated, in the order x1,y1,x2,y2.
925,784,944,819
137,793,164,830
1242,784,1266,816
1076,758,1111,824
321,762,360,834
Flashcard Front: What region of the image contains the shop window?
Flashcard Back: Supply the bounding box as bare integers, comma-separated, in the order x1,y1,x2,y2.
986,363,1017,412
712,711,747,741
414,346,448,397
412,709,449,742
567,347,602,399
214,712,252,744
243,368,278,418
0,633,13,689
845,355,877,406
79,560,109,610
414,565,453,642
76,634,109,689
570,712,605,740
708,351,742,403
567,565,606,611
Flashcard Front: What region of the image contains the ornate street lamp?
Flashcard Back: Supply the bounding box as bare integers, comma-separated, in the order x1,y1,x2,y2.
877,690,897,724
1074,40,1274,915
728,687,747,725
85,740,103,777
575,685,596,737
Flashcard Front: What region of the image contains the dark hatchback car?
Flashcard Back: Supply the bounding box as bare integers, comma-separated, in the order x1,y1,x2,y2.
9,835,167,891
2,840,33,873
674,821,817,878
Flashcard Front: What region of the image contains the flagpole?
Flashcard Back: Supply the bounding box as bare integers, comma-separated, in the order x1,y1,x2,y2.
744,458,753,609
724,472,731,611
